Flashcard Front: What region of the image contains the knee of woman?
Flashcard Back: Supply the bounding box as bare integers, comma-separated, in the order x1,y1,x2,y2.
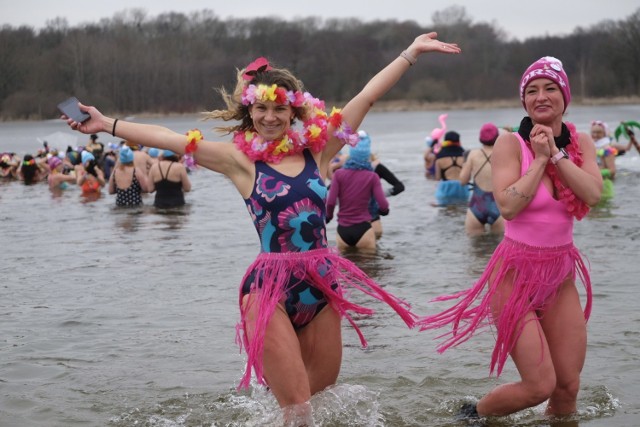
555,377,581,400
527,375,557,405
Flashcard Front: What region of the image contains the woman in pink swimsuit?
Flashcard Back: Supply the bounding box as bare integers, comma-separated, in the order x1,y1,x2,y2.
419,57,602,419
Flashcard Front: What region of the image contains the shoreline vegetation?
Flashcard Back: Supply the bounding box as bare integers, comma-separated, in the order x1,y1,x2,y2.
3,8,639,122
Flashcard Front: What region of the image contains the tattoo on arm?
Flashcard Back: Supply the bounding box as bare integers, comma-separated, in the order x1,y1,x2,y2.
503,186,530,201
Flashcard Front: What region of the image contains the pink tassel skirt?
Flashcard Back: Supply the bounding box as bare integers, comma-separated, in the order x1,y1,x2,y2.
418,236,592,377
236,247,417,389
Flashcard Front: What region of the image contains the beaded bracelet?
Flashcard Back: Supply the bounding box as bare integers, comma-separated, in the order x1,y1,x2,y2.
185,129,203,154
400,50,417,66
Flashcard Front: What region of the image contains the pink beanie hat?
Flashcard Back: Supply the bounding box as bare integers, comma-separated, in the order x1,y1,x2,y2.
519,56,571,112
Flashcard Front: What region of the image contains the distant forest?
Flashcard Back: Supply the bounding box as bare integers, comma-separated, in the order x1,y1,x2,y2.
1,6,639,120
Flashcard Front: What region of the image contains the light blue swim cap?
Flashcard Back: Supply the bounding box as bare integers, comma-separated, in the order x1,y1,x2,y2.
148,148,160,158
81,151,95,164
349,133,371,164
119,146,134,163
163,150,175,158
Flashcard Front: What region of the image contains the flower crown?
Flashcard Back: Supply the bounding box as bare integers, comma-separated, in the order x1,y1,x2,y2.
233,58,359,163
241,84,306,107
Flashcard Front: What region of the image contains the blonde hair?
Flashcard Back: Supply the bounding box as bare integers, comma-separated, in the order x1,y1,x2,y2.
204,65,309,135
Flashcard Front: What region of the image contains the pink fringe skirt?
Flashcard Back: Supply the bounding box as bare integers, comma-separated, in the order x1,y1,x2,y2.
236,247,417,389
418,236,592,376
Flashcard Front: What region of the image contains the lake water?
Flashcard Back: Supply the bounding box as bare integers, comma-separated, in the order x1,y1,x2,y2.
1,105,639,426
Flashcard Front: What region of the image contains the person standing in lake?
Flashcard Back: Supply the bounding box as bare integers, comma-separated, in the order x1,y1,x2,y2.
419,56,602,419
62,32,460,425
459,123,504,235
433,130,469,206
326,132,389,251
148,149,191,208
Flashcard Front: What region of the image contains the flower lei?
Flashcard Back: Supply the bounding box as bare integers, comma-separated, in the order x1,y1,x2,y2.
596,146,618,158
185,129,203,154
234,83,358,164
544,122,590,220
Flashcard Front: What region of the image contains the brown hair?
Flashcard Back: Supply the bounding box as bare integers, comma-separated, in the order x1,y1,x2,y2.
204,64,308,135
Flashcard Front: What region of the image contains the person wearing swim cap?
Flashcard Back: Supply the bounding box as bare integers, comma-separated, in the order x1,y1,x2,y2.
47,155,76,192
108,146,150,206
148,149,191,208
420,56,602,420
459,122,504,235
326,132,389,251
433,130,469,206
76,150,106,198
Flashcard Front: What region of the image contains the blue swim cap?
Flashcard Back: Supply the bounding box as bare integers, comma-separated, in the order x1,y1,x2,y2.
119,146,134,163
81,151,95,164
148,148,160,158
349,133,371,164
163,150,175,158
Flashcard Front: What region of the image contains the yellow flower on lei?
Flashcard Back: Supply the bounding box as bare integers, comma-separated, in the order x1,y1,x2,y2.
273,135,292,155
256,84,278,102
308,124,322,139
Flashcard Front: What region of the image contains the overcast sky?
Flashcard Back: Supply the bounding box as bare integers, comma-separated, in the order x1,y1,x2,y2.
1,0,638,41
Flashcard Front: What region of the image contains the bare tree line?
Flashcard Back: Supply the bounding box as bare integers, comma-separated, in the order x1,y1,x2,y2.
1,6,639,120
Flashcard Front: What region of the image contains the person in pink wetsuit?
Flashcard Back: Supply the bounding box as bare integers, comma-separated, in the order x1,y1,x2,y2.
419,56,602,420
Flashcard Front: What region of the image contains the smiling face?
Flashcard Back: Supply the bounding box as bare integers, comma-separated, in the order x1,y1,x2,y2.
249,101,294,140
523,78,564,124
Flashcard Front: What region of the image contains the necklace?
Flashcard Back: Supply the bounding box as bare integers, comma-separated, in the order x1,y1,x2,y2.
544,122,590,220
233,85,357,164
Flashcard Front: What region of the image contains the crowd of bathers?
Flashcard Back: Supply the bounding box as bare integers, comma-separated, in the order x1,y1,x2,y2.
3,118,636,237
1,133,193,207
419,118,640,235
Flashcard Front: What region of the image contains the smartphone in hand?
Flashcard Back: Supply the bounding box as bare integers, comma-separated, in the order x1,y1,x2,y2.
57,97,90,123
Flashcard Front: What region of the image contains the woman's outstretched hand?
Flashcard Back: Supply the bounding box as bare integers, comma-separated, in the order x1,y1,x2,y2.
410,32,461,56
61,102,106,135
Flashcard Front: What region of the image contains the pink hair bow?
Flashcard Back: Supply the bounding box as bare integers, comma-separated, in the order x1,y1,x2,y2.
242,57,272,81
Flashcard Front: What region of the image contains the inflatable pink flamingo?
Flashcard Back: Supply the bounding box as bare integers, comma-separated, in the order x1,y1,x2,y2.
430,113,448,141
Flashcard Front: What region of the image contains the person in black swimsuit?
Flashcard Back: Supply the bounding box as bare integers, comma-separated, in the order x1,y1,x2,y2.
148,150,191,208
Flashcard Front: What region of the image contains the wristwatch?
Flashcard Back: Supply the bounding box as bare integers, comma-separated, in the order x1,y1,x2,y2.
550,148,569,165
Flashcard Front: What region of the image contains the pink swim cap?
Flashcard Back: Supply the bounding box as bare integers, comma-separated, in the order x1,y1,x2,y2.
479,123,499,146
519,56,571,112
47,156,62,170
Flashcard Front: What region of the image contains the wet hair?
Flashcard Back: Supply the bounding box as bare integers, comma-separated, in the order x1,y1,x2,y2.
21,154,38,185
163,153,180,162
84,159,100,178
205,65,306,135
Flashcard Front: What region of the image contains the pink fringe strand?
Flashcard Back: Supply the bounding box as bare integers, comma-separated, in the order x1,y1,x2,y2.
417,237,592,377
235,247,418,389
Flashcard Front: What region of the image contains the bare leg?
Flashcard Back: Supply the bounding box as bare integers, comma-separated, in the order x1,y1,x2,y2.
371,219,382,239
242,297,311,407
476,272,556,416
540,280,586,416
476,311,556,416
355,228,377,251
297,305,342,394
464,209,486,236
489,216,505,234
